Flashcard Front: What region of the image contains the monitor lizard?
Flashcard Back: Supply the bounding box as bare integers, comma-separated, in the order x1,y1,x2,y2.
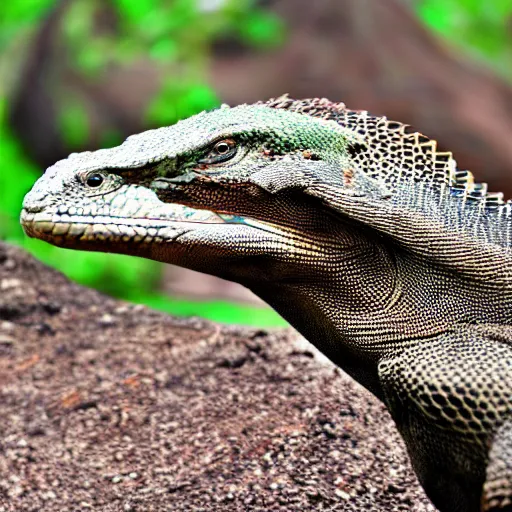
20,96,512,512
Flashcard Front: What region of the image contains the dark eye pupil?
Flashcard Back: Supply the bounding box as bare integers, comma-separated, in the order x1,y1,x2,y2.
216,142,230,154
86,174,103,187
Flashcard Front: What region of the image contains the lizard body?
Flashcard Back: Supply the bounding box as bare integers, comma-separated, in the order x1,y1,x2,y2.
21,96,512,511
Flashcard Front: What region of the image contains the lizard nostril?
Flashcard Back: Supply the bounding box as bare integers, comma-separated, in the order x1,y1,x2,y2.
22,183,50,213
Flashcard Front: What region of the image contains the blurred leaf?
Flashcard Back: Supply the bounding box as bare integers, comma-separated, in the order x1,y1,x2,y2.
0,0,54,25
239,10,285,49
145,80,219,126
76,38,112,76
113,0,158,24
57,98,90,148
113,38,142,64
180,83,219,115
150,38,178,61
63,0,94,42
100,128,123,148
0,116,40,241
418,0,453,32
418,0,512,80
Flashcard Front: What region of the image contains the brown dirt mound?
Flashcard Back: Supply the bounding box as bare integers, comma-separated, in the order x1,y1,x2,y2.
0,242,435,511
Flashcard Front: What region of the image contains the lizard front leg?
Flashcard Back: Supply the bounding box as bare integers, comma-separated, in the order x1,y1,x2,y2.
377,327,512,512
483,416,512,511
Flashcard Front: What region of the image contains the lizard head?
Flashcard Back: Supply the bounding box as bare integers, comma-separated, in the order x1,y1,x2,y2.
21,102,370,283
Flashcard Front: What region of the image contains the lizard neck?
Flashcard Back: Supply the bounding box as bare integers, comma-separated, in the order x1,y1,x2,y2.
248,241,399,400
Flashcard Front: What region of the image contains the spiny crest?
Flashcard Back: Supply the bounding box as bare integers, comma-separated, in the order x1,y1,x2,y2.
260,95,509,212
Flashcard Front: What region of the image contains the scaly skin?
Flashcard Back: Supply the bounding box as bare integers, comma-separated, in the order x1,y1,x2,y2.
21,96,512,512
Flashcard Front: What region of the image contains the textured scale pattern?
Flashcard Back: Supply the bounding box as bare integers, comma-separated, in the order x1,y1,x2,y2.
262,95,508,207
485,418,512,510
20,97,512,512
379,327,511,436
262,96,512,249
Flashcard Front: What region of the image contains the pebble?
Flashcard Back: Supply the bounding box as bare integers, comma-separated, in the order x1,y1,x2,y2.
99,314,116,327
43,490,57,500
0,278,21,290
0,321,15,331
0,334,15,345
4,258,16,270
335,489,351,500
262,451,273,464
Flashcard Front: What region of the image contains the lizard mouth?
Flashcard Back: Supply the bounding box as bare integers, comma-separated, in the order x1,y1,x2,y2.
20,204,286,246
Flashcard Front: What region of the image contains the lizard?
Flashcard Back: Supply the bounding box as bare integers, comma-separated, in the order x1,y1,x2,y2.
20,95,512,512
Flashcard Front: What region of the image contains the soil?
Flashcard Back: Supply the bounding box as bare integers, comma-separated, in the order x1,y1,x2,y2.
0,242,436,512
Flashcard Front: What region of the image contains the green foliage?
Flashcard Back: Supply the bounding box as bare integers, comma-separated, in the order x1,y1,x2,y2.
132,293,287,327
0,0,54,40
0,109,39,243
146,80,219,126
235,9,286,49
0,0,287,327
57,97,90,149
418,0,512,80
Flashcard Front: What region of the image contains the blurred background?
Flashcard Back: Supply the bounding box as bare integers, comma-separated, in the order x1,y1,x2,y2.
1,0,512,326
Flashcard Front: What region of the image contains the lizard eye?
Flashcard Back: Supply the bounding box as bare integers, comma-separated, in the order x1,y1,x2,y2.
82,171,122,196
214,141,232,155
86,173,104,188
199,138,237,165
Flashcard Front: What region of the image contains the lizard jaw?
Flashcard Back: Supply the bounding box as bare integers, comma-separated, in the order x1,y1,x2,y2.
20,204,291,248
20,180,305,260
20,204,225,246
